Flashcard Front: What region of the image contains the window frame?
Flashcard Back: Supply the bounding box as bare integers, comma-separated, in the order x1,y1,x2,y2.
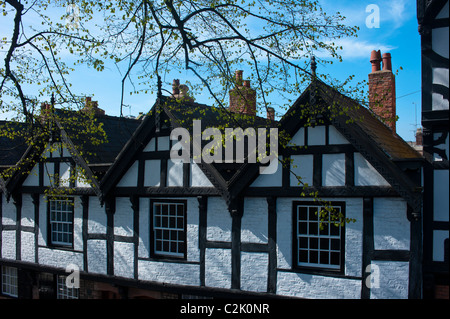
47,197,75,248
56,275,79,299
150,199,187,260
292,201,345,274
1,266,18,298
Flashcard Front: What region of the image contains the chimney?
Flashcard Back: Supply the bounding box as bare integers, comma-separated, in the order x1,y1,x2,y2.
369,50,396,133
82,96,105,116
229,70,256,116
39,102,52,124
171,79,193,102
267,107,275,121
172,79,180,95
415,127,423,146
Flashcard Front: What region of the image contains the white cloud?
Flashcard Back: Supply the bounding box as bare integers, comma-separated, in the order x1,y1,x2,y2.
318,38,395,60
386,0,409,28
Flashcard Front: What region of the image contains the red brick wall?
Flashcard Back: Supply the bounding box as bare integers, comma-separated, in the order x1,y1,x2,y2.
368,70,396,133
435,285,449,299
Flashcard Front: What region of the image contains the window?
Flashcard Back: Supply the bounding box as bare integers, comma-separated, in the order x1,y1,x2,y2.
293,201,345,272
1,266,18,297
57,275,79,299
150,200,187,259
49,198,74,247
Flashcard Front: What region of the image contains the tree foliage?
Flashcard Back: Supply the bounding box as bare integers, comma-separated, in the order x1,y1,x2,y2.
1,0,360,226
1,0,359,119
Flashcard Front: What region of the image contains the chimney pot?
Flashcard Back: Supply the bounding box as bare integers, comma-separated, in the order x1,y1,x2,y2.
235,70,243,86
172,79,180,95
267,107,275,121
370,50,382,72
382,53,392,71
229,70,256,116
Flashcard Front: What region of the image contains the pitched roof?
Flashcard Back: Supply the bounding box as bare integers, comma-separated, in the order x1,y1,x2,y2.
55,110,141,176
2,80,423,213
315,82,422,161
0,121,29,169
280,79,423,212
100,97,277,207
1,110,140,196
164,99,276,184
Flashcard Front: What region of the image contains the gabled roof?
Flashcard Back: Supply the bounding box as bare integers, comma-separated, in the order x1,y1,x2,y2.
55,109,141,177
1,120,35,195
279,79,423,213
102,82,422,213
2,80,423,214
100,97,276,209
0,121,29,169
1,110,140,198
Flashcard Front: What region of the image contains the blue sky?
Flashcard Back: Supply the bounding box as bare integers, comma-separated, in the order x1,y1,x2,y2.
318,0,422,142
1,1,422,142
68,0,423,142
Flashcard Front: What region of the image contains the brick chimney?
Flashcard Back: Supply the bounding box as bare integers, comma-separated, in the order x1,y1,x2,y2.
415,127,423,146
369,50,396,133
267,107,275,121
82,96,105,116
172,79,194,102
229,70,256,116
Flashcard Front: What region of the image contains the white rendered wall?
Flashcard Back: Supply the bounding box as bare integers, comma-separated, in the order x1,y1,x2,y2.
249,156,283,187
87,239,107,274
373,198,409,251
207,197,232,242
205,248,232,289
138,197,150,258
369,261,409,299
138,260,200,286
277,271,361,299
117,161,139,186
322,153,346,186
21,231,35,263
144,160,161,187
1,231,16,259
114,241,134,278
22,164,39,186
354,153,390,186
290,155,313,187
241,197,268,244
308,126,326,145
114,197,134,237
1,194,16,226
241,252,268,293
190,161,213,187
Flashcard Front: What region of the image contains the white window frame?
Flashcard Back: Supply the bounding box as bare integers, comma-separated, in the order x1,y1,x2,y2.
294,202,345,271
151,200,187,259
49,197,74,247
1,266,18,298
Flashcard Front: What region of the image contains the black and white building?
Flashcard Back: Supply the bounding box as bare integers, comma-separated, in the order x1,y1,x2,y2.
417,0,449,299
1,67,424,299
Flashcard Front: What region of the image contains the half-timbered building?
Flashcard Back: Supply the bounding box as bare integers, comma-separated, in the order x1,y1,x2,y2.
417,0,449,299
1,64,424,298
